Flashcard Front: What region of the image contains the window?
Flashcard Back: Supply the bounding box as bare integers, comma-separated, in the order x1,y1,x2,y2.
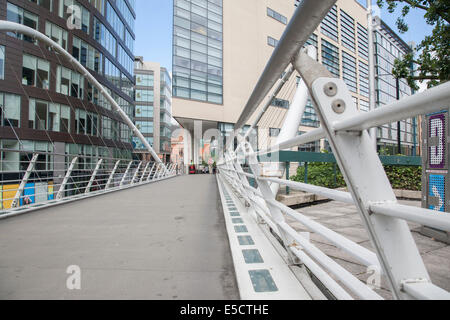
267,36,279,48
22,55,50,90
340,10,355,52
7,2,39,44
135,89,154,102
75,109,98,136
135,121,153,134
135,105,153,118
267,8,287,25
59,0,90,34
0,45,4,80
56,65,84,98
269,128,280,137
72,36,103,74
45,21,68,50
0,92,21,127
28,0,52,11
322,39,340,77
321,5,338,42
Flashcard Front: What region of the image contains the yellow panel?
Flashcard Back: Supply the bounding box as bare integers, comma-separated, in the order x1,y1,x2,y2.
3,184,19,210
0,186,3,210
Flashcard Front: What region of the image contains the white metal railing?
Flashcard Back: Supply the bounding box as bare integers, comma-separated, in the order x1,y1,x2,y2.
218,0,450,300
0,149,180,219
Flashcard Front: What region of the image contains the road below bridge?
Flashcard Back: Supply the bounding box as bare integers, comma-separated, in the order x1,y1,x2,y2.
0,175,239,300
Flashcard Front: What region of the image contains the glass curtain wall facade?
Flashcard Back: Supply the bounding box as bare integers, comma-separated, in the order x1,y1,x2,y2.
134,59,173,162
374,20,417,155
0,0,136,173
173,0,223,104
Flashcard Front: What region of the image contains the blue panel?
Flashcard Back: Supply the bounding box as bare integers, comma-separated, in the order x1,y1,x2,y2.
248,270,279,293
234,225,248,233
242,249,264,264
429,174,445,212
238,236,255,246
20,183,35,206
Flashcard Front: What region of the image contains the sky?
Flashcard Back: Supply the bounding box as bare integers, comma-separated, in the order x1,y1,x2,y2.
134,0,436,73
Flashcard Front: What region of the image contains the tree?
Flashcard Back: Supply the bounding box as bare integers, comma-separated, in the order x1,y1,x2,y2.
376,0,449,90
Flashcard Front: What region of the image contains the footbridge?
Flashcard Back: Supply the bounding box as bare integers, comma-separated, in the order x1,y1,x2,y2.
1,0,450,300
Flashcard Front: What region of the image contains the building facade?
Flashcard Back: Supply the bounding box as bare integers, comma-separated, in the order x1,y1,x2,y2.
0,0,136,206
374,18,418,156
133,58,173,162
172,0,418,164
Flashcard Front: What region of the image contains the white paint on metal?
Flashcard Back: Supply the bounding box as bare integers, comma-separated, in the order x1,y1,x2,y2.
12,153,39,208
57,157,78,200
85,159,103,194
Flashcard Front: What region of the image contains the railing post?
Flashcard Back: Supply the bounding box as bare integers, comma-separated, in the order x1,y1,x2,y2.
140,162,151,183
304,162,308,184
131,161,143,184
285,161,290,195
106,160,121,189
147,163,156,182
120,161,133,187
85,159,103,194
57,157,78,200
12,153,39,208
153,164,161,181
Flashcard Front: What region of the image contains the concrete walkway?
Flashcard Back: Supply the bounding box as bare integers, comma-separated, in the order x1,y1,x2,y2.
0,175,239,300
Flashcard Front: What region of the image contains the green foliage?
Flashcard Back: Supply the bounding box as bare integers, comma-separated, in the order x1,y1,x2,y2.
384,165,422,191
291,163,422,191
291,162,346,189
376,0,449,90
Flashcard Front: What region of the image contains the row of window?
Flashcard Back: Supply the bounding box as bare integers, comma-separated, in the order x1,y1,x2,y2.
267,7,287,25
0,91,131,143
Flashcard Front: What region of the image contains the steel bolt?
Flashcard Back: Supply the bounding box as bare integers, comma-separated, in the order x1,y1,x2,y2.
332,99,346,114
324,82,338,97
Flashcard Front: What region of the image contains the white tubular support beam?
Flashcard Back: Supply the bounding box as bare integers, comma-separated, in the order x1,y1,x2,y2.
262,177,354,204
0,21,162,164
234,0,337,130
256,128,326,157
153,164,161,180
333,81,450,133
120,161,133,187
370,203,450,233
140,162,151,183
85,159,103,194
266,199,380,269
402,281,450,300
147,163,157,182
132,161,143,184
57,157,78,200
278,221,383,300
106,160,121,189
12,153,39,208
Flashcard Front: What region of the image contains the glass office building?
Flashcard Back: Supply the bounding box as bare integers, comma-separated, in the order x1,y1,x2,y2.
172,0,223,105
374,19,417,155
134,58,173,162
0,0,137,172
